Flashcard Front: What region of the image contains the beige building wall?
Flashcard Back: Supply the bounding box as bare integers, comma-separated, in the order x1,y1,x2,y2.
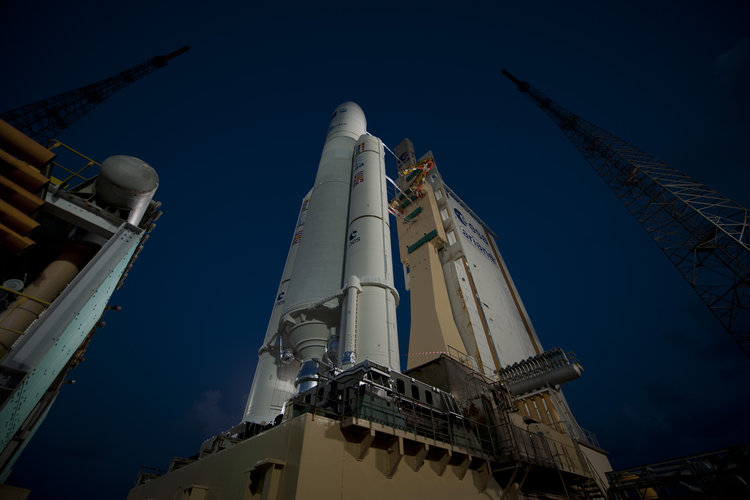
127,413,503,500
395,183,467,371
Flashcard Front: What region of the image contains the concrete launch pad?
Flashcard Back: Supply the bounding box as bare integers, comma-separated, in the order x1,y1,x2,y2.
128,411,506,500
128,355,609,500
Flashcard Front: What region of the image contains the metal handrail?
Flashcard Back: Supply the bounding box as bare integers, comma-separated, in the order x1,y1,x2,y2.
0,284,51,306
445,345,481,373
45,139,102,190
298,375,492,457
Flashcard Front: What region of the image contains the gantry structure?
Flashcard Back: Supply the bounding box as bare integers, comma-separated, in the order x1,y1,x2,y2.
503,69,750,357
1,46,189,144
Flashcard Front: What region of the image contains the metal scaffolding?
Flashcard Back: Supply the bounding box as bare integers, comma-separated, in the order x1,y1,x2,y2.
1,46,189,144
503,69,750,357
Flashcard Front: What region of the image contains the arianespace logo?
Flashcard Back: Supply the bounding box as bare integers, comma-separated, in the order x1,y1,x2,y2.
348,230,361,247
453,208,496,265
454,208,467,226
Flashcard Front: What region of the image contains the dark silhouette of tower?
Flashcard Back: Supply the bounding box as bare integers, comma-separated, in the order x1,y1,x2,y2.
1,46,189,144
503,69,750,357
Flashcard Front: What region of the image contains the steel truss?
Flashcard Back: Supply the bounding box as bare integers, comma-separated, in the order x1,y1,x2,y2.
1,46,188,144
503,70,750,357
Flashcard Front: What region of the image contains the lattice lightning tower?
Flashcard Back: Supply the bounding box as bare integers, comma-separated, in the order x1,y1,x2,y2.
503,69,750,357
1,46,189,144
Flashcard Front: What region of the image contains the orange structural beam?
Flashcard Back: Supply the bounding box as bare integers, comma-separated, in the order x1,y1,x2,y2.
0,175,44,213
0,200,39,235
0,149,49,192
0,119,55,167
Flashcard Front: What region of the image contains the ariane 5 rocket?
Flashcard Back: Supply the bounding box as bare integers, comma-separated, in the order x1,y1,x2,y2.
244,103,399,424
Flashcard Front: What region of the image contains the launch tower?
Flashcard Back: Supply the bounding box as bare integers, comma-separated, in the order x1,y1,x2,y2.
389,139,594,445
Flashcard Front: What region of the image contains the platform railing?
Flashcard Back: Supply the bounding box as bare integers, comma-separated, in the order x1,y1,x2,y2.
46,140,101,190
290,375,495,458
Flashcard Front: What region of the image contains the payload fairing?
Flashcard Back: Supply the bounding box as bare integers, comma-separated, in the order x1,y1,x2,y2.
244,103,399,424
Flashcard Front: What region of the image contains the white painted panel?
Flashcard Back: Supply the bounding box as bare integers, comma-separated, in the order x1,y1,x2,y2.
452,259,496,376
444,195,539,366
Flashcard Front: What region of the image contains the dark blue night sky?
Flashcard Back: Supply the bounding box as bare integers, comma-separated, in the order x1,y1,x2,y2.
2,1,749,498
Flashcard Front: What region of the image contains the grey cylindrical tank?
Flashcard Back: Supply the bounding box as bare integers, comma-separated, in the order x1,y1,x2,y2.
95,155,159,226
281,103,366,370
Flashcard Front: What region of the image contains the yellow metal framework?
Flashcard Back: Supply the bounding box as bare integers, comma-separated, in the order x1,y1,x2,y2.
0,284,51,337
46,140,101,190
0,284,51,307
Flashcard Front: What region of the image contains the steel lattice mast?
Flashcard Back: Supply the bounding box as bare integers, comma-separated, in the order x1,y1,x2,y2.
502,69,750,357
1,46,189,144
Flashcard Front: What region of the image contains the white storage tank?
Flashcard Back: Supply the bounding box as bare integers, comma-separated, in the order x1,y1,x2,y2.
95,155,159,226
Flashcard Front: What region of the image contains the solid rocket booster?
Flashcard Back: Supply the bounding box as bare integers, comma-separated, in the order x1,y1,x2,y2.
280,103,366,391
242,190,312,424
339,135,399,369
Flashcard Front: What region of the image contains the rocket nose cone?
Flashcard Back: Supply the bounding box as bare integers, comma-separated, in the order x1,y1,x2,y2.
334,101,364,116
327,102,366,140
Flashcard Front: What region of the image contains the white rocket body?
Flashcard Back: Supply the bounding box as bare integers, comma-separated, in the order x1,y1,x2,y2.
243,190,312,424
279,103,366,391
339,135,399,369
245,102,400,421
